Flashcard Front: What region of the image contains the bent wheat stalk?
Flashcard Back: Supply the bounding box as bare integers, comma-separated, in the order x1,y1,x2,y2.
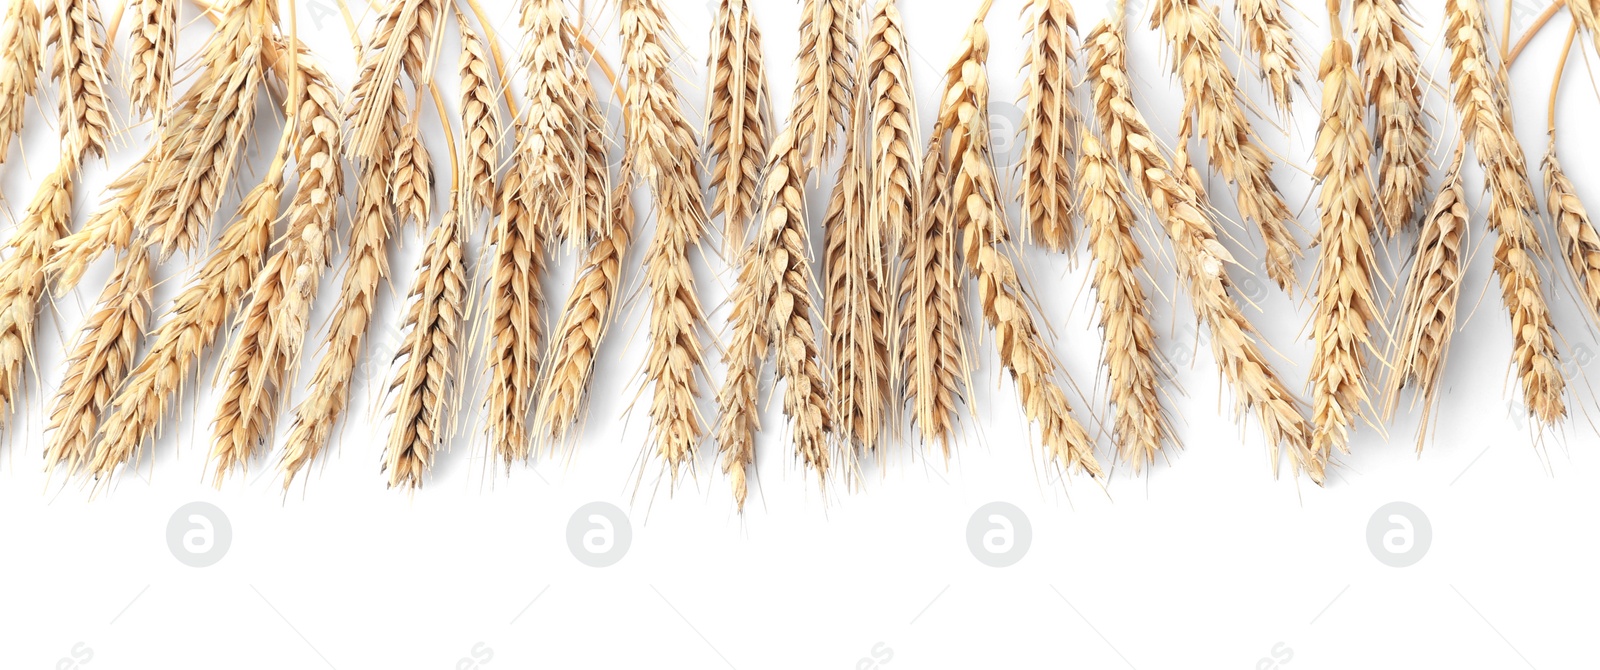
706,0,770,253
1353,0,1429,235
938,12,1099,476
620,0,714,481
1086,15,1320,482
1445,0,1566,425
1151,0,1302,291
1308,25,1379,459
1019,0,1079,252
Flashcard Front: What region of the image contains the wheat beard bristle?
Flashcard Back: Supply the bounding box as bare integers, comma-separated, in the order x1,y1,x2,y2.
1152,0,1302,292
0,0,42,157
1445,0,1566,425
383,198,467,490
1353,0,1430,235
1233,0,1303,118
1544,142,1600,325
706,0,771,256
1020,0,1079,252
1086,20,1321,482
128,0,177,118
1080,129,1173,471
824,100,889,458
0,168,73,430
42,247,153,476
620,0,713,481
1386,156,1466,451
937,16,1100,477
1308,34,1379,459
792,0,858,172
44,0,111,161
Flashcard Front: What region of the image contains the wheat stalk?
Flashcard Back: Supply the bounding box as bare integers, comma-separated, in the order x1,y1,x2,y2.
792,0,858,172
1019,0,1079,252
1385,154,1466,450
1308,28,1379,459
1445,0,1566,425
127,0,177,118
706,0,770,254
823,99,888,456
42,247,153,475
1086,17,1320,482
0,0,41,156
1080,129,1172,471
44,0,111,161
620,0,713,480
1234,0,1303,117
1353,0,1430,235
1544,143,1600,325
0,168,72,428
1151,0,1302,291
937,14,1100,477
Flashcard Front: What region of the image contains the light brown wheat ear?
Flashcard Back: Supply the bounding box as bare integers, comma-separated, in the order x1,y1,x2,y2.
1080,129,1173,471
44,0,111,160
939,14,1100,477
1020,0,1079,252
1308,31,1379,460
0,168,72,429
1545,142,1600,326
620,0,713,482
1445,0,1566,425
1086,19,1321,482
0,0,42,156
898,130,969,459
1386,154,1466,451
517,0,587,250
1152,0,1302,291
128,0,177,117
1234,0,1303,118
706,0,770,254
484,136,544,468
1353,0,1430,235
792,0,858,172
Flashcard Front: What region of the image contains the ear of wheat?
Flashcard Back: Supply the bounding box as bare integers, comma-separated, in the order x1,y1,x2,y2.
0,0,42,156
792,0,858,172
48,148,162,293
518,0,587,249
349,0,438,162
1568,0,1600,55
44,0,111,161
1151,0,1302,291
127,0,177,118
1086,19,1320,482
1445,0,1566,425
1080,128,1173,471
938,14,1100,477
823,98,888,457
1385,154,1466,450
1307,30,1379,459
1353,0,1430,235
619,0,714,480
1544,144,1600,325
0,168,73,429
1019,0,1079,252
706,0,771,254
458,9,499,216
1233,0,1302,117
483,134,544,467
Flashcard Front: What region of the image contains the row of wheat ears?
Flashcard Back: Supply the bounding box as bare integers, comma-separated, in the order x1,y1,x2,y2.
0,0,1593,504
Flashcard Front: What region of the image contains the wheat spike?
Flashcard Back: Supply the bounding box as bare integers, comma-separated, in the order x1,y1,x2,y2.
1445,0,1566,424
936,14,1099,476
42,248,153,475
0,168,72,428
518,0,588,249
1386,155,1466,450
1308,30,1379,459
483,134,544,467
1353,0,1430,234
897,130,969,457
706,0,771,253
383,195,467,490
824,98,889,456
1019,0,1079,252
44,0,111,161
1234,0,1303,117
348,0,439,161
1086,18,1320,482
620,0,713,480
458,9,499,216
1151,0,1302,291
1544,143,1600,325
1080,129,1172,471
0,0,42,156
792,0,858,172
127,0,177,117
1568,0,1600,55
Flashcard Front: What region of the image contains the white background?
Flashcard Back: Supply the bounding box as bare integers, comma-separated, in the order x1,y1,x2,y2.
2,0,1598,668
